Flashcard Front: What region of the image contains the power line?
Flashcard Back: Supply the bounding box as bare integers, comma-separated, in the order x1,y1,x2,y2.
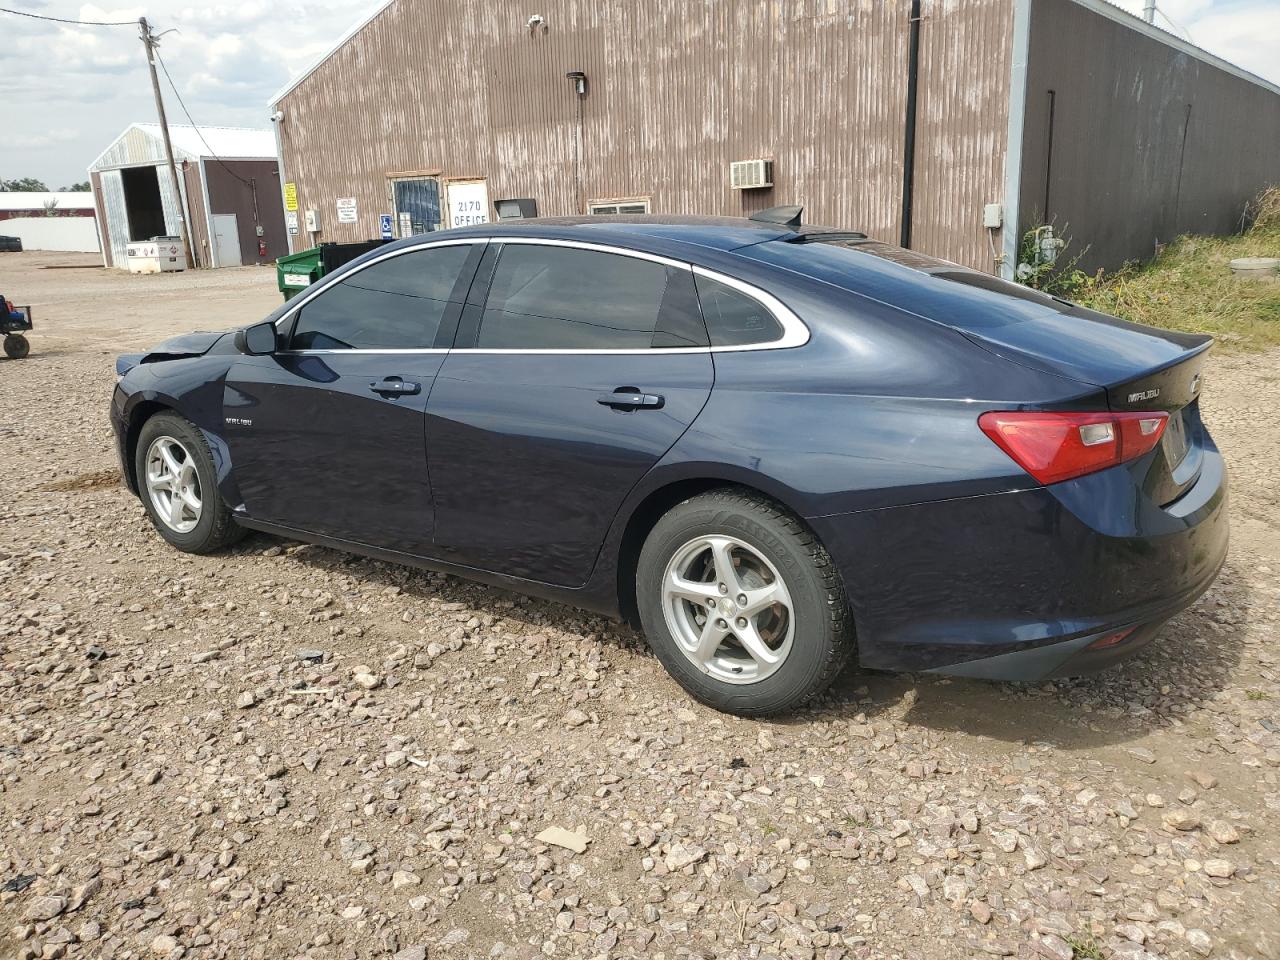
0,5,135,26
153,49,254,188
153,47,263,238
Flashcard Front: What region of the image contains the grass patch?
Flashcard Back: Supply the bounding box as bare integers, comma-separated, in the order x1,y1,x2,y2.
1063,933,1106,960
1034,188,1280,352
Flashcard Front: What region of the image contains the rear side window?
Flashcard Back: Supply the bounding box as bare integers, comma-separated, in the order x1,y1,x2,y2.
476,244,707,350
291,244,472,350
694,274,783,347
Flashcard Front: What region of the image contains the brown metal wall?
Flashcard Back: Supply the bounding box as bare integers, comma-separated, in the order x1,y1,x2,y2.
278,0,1014,270
182,160,210,269
913,0,1014,270
205,159,289,265
90,171,110,267
1019,0,1280,273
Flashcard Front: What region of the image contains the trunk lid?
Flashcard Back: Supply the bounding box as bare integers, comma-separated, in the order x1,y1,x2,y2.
919,268,1212,506
745,238,1214,504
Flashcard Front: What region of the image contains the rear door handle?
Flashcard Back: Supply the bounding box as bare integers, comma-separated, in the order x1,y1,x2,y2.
370,377,421,396
597,390,665,411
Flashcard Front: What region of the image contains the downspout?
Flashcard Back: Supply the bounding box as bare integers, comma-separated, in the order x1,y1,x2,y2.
1000,0,1033,279
899,0,922,249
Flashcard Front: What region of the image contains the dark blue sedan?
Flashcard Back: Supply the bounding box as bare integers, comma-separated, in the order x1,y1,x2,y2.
110,212,1227,715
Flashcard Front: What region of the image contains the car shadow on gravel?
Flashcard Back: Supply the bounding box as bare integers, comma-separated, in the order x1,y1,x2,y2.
239,535,651,651
233,533,1252,749
814,560,1255,749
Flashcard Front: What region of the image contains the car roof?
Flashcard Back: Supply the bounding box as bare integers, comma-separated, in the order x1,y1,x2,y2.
392,214,826,256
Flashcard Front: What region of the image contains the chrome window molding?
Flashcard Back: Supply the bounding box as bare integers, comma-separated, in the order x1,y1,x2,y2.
274,235,810,356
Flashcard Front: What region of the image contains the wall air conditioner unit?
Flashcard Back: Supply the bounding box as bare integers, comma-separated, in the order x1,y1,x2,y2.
729,159,774,190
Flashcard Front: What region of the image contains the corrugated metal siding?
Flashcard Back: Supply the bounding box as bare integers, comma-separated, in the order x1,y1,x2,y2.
90,125,196,172
183,161,210,268
912,0,1014,269
90,172,111,267
277,0,1011,269
1019,0,1280,272
99,170,130,268
156,162,190,240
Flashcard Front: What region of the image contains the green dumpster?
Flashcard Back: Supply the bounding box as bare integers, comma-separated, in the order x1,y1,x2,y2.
276,240,395,301
277,246,322,301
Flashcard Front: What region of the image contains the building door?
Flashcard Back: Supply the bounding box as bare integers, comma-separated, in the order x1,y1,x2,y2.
390,177,442,238
212,214,242,267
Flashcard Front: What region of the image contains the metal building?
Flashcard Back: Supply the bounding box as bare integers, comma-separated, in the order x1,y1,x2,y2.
269,0,1280,276
89,123,289,269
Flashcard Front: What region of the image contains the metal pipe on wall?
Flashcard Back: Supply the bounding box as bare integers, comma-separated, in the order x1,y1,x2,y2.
899,0,922,249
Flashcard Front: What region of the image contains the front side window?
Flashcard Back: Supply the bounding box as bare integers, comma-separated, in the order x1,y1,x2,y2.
291,244,472,350
476,244,706,350
694,274,784,347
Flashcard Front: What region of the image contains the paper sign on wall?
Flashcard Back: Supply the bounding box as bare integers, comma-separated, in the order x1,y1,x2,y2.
336,197,358,223
447,180,490,228
285,210,299,236
284,182,298,212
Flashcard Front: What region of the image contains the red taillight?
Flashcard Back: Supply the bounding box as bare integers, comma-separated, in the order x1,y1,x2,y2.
979,410,1169,485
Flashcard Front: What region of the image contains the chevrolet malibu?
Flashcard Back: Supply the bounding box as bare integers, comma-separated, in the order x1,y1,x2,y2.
110,212,1227,715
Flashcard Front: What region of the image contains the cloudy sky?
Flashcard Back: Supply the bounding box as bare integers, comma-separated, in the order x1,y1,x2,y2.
2,0,1277,191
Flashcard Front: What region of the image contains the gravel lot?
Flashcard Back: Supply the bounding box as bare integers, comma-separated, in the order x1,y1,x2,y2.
2,251,1278,960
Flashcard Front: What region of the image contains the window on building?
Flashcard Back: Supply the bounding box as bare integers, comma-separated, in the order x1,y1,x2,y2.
476,244,706,350
694,274,784,347
291,244,472,350
587,198,651,215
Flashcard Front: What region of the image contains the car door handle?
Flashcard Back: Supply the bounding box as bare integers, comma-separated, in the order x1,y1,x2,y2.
597,390,665,411
369,378,421,396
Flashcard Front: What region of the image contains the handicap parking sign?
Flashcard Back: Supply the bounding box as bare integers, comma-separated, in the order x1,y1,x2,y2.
380,214,394,239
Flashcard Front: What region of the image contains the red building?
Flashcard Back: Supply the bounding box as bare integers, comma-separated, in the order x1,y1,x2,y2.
0,192,96,220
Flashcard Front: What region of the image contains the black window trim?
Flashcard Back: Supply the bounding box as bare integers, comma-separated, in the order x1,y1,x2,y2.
276,237,808,355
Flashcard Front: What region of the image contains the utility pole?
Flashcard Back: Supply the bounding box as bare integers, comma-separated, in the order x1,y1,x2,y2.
139,17,195,269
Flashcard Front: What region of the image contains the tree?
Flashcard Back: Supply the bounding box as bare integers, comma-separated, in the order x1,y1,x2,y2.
1,177,49,192
59,181,91,192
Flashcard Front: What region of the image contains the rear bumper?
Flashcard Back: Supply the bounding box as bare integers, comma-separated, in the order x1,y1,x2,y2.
810,440,1228,679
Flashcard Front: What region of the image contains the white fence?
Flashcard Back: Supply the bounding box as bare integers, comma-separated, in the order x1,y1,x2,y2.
2,217,101,253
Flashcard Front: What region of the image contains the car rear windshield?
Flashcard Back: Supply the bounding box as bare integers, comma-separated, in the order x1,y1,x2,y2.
745,238,1083,330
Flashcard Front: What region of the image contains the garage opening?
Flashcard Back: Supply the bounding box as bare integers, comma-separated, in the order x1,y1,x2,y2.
121,166,166,241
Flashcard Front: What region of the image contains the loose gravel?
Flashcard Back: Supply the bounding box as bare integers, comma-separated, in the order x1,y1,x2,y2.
1,253,1278,960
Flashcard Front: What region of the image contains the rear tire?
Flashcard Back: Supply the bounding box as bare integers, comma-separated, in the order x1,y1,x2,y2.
134,412,246,554
637,489,854,716
4,334,29,359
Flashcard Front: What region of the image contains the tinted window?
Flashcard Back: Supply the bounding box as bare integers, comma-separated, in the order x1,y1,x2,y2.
477,245,705,349
695,274,783,346
291,244,472,350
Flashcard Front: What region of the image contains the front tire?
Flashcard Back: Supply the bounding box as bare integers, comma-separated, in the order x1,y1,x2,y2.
637,490,854,716
134,412,245,554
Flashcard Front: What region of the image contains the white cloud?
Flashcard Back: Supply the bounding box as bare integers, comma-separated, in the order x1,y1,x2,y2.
1,0,381,187
1103,0,1279,83
2,0,1276,190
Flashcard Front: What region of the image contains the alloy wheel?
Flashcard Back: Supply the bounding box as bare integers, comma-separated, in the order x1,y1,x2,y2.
660,534,795,684
145,435,202,533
